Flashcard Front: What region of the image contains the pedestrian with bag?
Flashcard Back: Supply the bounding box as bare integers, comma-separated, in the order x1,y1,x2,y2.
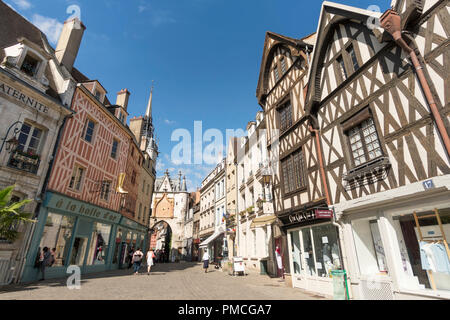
202,250,210,273
146,249,155,275
132,248,144,275
39,247,52,281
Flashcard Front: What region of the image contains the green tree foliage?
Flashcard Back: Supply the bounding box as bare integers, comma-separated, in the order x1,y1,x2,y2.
0,185,35,241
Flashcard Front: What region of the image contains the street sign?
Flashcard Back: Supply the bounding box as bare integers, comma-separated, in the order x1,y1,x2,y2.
422,179,435,190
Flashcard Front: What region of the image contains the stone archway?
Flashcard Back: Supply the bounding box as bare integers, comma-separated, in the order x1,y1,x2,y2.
150,220,173,263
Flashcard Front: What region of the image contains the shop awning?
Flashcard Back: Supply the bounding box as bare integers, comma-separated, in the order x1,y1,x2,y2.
199,227,225,248
250,215,277,229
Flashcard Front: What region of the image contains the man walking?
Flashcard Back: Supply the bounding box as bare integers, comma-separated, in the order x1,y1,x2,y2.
132,248,144,275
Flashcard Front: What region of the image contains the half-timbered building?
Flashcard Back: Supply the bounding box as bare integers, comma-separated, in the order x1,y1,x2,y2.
20,18,149,282
257,31,345,295
305,0,450,299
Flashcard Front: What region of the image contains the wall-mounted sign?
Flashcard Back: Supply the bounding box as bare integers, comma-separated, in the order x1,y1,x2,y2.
0,81,49,113
315,209,333,219
45,192,121,224
288,210,315,224
422,179,435,190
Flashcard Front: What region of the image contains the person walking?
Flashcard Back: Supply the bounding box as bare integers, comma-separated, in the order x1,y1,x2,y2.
127,246,135,269
39,247,52,281
202,250,210,273
132,248,144,275
146,249,155,275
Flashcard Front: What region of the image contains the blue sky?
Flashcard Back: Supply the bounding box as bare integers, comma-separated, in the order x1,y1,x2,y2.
7,0,390,191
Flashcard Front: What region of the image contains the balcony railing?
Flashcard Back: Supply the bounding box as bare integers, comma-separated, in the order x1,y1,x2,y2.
8,150,40,174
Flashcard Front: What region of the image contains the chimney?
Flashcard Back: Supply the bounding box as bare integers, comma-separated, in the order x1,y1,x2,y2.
55,18,86,72
116,89,131,110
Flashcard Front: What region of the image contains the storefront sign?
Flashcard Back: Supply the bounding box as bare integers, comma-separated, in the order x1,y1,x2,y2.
288,210,315,223
120,216,147,233
45,192,121,223
315,209,333,219
0,81,49,113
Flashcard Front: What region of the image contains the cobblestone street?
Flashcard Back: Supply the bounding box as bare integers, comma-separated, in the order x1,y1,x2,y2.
0,262,329,300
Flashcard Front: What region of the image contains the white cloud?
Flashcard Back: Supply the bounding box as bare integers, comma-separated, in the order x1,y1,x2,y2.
32,14,63,45
164,119,176,125
12,0,31,10
138,5,147,13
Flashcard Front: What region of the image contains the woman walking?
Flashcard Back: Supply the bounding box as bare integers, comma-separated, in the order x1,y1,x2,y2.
202,250,210,273
146,249,155,275
132,248,143,275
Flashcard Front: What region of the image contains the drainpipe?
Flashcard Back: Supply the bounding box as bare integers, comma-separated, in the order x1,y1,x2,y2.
380,9,450,158
308,123,352,298
308,125,331,206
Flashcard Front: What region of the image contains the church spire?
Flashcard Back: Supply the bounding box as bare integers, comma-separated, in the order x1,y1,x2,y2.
145,81,154,119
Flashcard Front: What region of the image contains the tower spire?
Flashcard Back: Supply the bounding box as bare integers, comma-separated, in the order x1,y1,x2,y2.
145,80,154,119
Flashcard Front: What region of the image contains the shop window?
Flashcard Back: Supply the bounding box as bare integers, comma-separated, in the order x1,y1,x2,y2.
70,236,89,266
290,231,303,275
132,233,137,247
86,222,111,266
393,209,450,292
302,228,316,276
112,228,123,264
352,218,388,276
69,165,85,191
312,224,342,277
39,213,76,267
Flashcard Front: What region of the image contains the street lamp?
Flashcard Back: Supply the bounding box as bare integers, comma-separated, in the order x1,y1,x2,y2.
0,121,22,154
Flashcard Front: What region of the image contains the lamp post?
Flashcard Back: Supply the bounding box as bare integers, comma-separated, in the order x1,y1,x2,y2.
0,121,22,154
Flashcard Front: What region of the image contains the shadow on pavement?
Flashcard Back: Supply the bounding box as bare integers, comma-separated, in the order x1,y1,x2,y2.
0,262,202,294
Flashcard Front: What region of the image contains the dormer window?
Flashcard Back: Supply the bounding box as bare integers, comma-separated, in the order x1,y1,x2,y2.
20,54,40,77
94,90,101,101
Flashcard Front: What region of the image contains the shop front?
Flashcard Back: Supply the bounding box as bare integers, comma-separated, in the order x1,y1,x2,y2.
21,192,149,282
282,206,343,297
21,192,122,282
112,216,148,269
338,175,450,300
